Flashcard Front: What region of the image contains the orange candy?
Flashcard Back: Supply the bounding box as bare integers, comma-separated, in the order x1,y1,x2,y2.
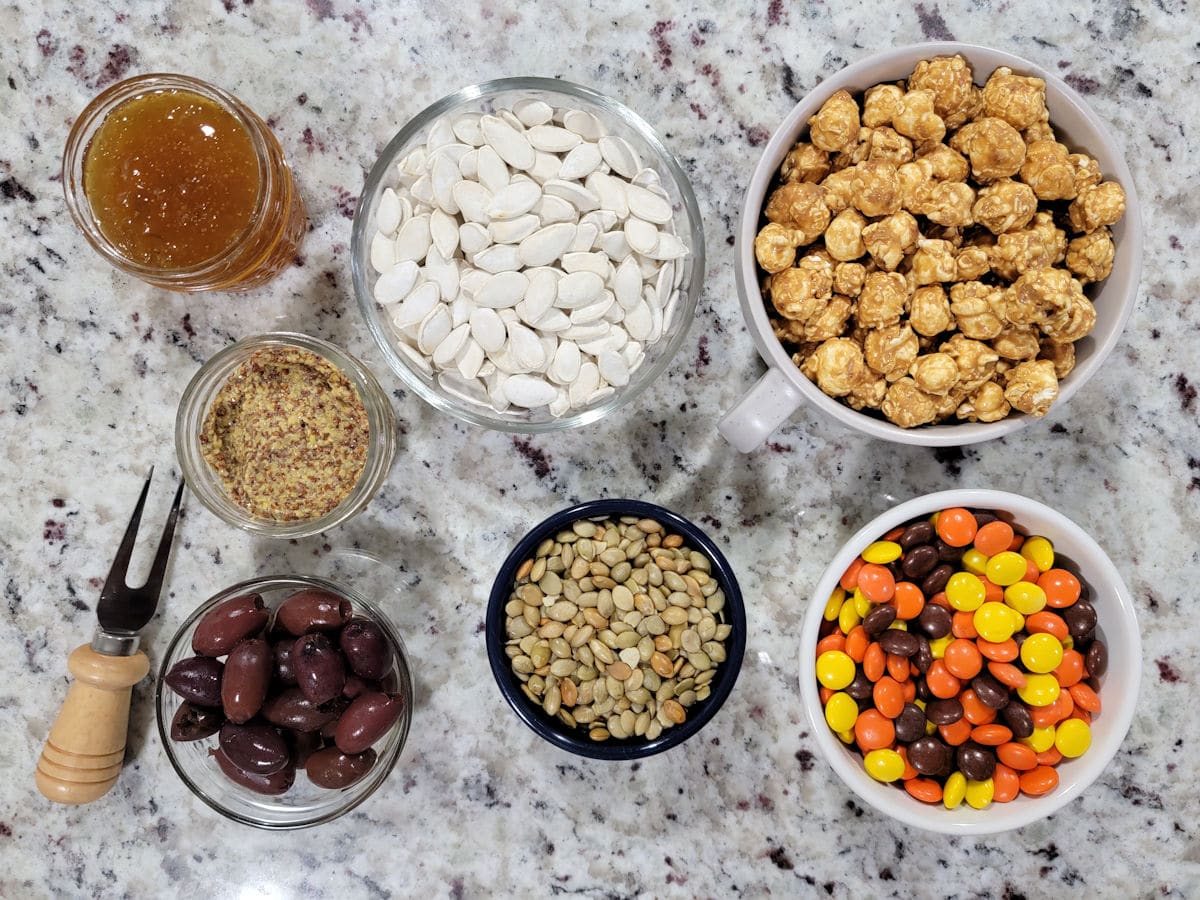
1039,569,1082,608
973,521,1015,557
971,724,1013,746
816,632,846,656
896,745,919,780
982,578,1005,604
840,557,865,591
978,638,1019,662
944,639,984,680
854,709,895,751
926,660,961,699
1020,766,1060,796
936,507,978,547
863,642,886,682
951,611,979,640
905,778,944,803
1069,682,1102,713
902,679,917,702
960,689,997,725
988,661,1027,690
874,676,906,719
883,525,906,542
1023,557,1042,584
845,626,869,663
858,564,896,603
1037,747,1064,767
1053,649,1085,687
997,742,1038,771
939,718,973,746
1007,532,1026,553
993,763,1021,803
819,685,834,705
1026,611,1069,641
892,582,926,620
886,652,910,683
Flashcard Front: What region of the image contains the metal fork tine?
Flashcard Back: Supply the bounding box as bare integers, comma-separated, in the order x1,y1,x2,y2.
143,480,185,598
100,469,154,601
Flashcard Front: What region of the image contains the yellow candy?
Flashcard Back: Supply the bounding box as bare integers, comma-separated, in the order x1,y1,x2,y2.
965,777,995,810
974,602,1016,643
929,635,952,659
1062,635,1074,650
1021,633,1064,674
839,597,862,634
823,587,845,621
960,548,989,576
1021,725,1056,753
837,727,856,744
816,650,856,690
1008,609,1026,632
1017,672,1061,707
862,540,902,564
864,748,906,782
925,719,938,735
1054,718,1092,758
854,590,872,618
824,692,859,733
1004,581,1047,616
887,620,909,631
946,572,986,611
1021,536,1055,573
986,551,1028,586
943,771,967,809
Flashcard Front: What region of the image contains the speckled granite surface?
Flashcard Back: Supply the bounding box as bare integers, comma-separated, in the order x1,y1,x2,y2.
2,0,1198,896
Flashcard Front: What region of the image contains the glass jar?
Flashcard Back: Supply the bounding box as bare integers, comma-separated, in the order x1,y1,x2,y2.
176,333,397,538
63,73,307,292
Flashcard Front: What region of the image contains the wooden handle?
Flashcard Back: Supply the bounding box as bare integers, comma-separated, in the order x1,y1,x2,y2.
36,644,149,804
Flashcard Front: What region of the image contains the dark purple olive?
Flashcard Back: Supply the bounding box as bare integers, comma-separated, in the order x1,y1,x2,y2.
293,633,346,704
339,618,393,680
212,747,295,795
305,746,378,789
170,702,224,741
164,656,225,707
262,688,344,732
221,639,273,724
275,589,353,636
289,730,323,769
334,691,403,755
342,674,383,700
192,593,269,657
273,638,298,685
218,722,290,775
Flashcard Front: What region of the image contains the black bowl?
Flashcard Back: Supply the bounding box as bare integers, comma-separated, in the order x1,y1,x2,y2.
486,499,746,760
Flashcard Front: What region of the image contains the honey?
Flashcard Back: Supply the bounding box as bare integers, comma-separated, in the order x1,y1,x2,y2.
64,74,306,292
83,89,261,269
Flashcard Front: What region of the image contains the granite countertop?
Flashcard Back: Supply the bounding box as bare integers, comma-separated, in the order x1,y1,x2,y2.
2,0,1197,896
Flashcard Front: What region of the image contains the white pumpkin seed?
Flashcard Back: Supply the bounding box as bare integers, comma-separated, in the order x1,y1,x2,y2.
597,350,630,387
469,307,507,352
533,194,576,225
459,221,491,255
487,180,542,220
430,208,460,259
557,142,603,180
542,178,600,213
563,108,603,140
556,270,604,307
377,187,402,234
518,222,576,267
504,374,557,407
374,259,420,304
624,183,673,224
432,322,470,367
394,214,432,263
370,231,396,274
481,114,535,170
473,243,523,273
475,270,528,308
488,214,540,244
452,181,492,224
624,217,659,255
561,251,609,277
416,304,452,354
598,135,642,179
527,124,581,153
513,98,554,127
550,340,581,383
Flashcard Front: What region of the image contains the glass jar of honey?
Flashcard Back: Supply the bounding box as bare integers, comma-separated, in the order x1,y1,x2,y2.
63,74,307,292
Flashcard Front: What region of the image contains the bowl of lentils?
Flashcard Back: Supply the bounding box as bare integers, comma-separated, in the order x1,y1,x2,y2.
486,499,746,759
800,489,1141,834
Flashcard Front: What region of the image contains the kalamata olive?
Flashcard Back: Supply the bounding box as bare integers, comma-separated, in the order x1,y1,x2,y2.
218,721,290,775
222,638,273,724
289,730,323,769
192,592,269,657
170,702,224,741
1062,599,1098,643
273,638,297,685
334,691,403,755
212,747,295,795
305,746,378,789
293,633,346,704
262,688,344,732
275,589,353,636
894,703,927,743
343,674,382,700
1085,640,1108,678
339,618,393,680
862,605,897,638
956,740,996,781
164,656,225,707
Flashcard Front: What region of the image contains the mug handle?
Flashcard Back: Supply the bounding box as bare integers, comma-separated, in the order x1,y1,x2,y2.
718,367,805,452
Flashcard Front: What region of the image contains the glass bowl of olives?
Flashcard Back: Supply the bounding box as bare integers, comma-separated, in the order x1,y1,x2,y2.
155,574,413,829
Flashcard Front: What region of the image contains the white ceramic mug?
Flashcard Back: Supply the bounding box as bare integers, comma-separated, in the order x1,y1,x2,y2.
718,42,1143,451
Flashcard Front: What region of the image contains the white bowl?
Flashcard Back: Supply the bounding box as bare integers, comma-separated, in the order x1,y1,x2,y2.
720,42,1144,450
799,489,1141,834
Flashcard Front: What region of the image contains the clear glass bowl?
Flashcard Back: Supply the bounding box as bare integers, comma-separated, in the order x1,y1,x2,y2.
351,77,706,432
155,575,414,829
175,332,396,538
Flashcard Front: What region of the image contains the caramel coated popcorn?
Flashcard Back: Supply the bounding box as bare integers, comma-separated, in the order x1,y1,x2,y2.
757,54,1125,427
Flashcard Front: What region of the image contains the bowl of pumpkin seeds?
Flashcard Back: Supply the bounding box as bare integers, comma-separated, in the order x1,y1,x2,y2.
486,499,746,759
